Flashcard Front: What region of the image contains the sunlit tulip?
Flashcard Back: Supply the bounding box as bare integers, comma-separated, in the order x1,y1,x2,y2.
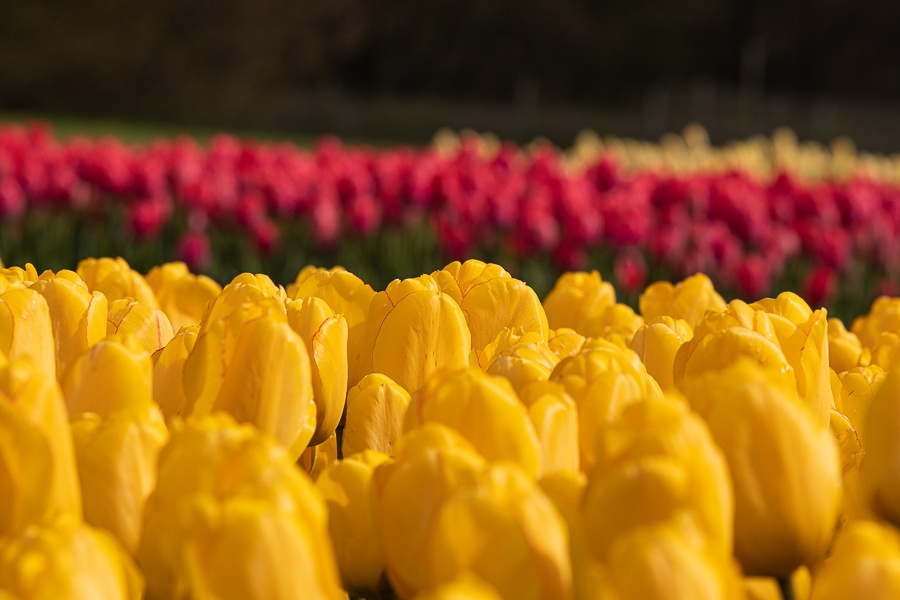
138,413,344,600
107,297,174,354
543,271,616,332
0,286,56,378
584,396,733,559
227,272,286,301
0,515,144,599
404,367,541,478
316,450,392,596
0,263,38,285
287,296,348,446
70,401,169,553
851,296,900,350
342,373,410,457
547,327,586,360
374,424,487,597
63,334,153,418
184,311,316,460
809,520,900,600
839,365,885,443
827,317,862,373
30,270,108,377
145,261,221,331
866,331,900,369
0,357,82,534
686,359,842,577
413,573,503,600
863,369,900,528
360,276,471,394
289,267,375,388
77,257,159,308
519,381,580,474
628,316,693,391
482,330,558,393
150,325,197,422
639,273,727,329
434,260,549,354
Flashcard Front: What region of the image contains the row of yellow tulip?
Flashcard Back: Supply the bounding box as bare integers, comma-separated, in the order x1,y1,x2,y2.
1,256,899,599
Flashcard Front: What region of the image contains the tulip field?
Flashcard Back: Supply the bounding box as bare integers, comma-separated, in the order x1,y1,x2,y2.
5,120,900,599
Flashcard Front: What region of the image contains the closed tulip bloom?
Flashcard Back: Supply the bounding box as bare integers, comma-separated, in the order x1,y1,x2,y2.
851,296,900,350
63,334,153,418
639,273,727,329
688,360,842,577
343,373,410,457
77,257,159,309
360,276,471,394
30,271,108,378
863,369,900,528
809,520,900,600
289,267,375,389
70,401,168,553
0,357,82,534
107,298,174,354
629,316,693,391
519,381,580,474
145,262,221,331
0,286,56,379
0,263,39,285
865,331,900,369
227,272,287,301
839,365,885,444
483,334,558,394
405,367,542,478
287,296,349,446
184,312,317,461
138,413,344,600
151,325,198,422
316,450,392,596
0,515,144,600
827,318,862,374
543,271,617,332
434,260,549,355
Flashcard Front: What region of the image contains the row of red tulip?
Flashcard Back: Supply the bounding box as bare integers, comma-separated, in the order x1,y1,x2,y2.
2,122,900,306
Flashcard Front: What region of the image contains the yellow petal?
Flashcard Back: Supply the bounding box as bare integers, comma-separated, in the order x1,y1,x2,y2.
107,298,175,355
0,287,56,379
145,262,221,331
343,373,411,457
151,325,198,423
63,336,153,418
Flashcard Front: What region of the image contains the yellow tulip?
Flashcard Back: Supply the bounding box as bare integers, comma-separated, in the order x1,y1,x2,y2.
145,262,221,331
289,267,375,389
228,272,287,301
543,271,617,332
360,276,471,394
481,330,558,393
519,381,580,474
0,263,39,285
827,317,862,374
687,359,842,577
316,450,392,596
0,514,144,599
434,260,549,354
584,396,734,559
851,296,900,350
138,413,344,600
639,273,727,328
287,296,349,446
547,327,586,361
0,357,82,535
299,431,339,481
839,365,885,444
30,271,108,378
809,520,900,600
77,257,159,308
184,311,317,461
63,334,153,418
628,316,693,391
342,373,411,457
404,367,541,478
413,573,503,600
70,401,169,554
107,297,174,354
866,331,900,370
422,463,572,600
150,325,198,422
0,286,56,378
863,369,900,528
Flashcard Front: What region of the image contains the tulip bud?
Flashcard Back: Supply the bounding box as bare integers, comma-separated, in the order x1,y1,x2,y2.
30,271,108,378
0,515,144,599
77,257,159,308
0,286,56,378
543,271,616,332
519,381,580,475
107,298,175,354
145,262,221,331
360,276,471,394
629,316,693,391
827,318,862,374
138,413,344,600
287,296,349,446
151,325,198,422
809,520,900,599
343,373,410,457
639,273,727,329
405,367,542,478
316,450,392,596
851,296,900,350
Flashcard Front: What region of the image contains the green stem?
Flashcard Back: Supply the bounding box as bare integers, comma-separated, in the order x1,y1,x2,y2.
776,576,795,600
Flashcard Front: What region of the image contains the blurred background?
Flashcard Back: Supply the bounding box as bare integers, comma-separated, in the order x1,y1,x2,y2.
2,0,900,149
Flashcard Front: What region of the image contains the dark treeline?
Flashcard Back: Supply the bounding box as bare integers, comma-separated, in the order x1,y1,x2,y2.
1,0,896,142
